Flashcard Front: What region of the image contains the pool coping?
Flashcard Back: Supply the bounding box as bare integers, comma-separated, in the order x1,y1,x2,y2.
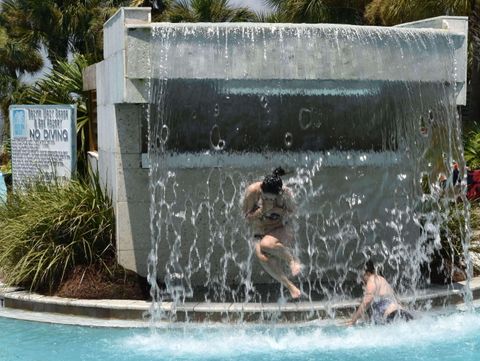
1,277,480,326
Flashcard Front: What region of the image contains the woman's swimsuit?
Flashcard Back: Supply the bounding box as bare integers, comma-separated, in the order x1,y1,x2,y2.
251,192,293,239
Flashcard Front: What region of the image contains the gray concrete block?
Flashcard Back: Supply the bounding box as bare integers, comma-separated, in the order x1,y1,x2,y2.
104,8,151,59
108,51,127,104
115,104,143,154
104,11,125,59
98,150,117,202
115,152,143,170
95,61,107,106
125,79,149,104
116,200,150,251
126,27,151,79
97,52,126,105
118,248,150,275
97,104,116,153
116,168,149,203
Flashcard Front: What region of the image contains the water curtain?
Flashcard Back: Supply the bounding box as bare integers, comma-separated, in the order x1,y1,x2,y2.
147,23,470,321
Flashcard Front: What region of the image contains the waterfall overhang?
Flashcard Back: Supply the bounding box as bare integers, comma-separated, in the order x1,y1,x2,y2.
92,8,468,107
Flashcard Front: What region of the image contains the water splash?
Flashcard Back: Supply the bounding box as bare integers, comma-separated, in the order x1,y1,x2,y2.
119,311,480,360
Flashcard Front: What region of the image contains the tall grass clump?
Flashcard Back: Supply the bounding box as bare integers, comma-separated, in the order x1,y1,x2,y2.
0,174,114,292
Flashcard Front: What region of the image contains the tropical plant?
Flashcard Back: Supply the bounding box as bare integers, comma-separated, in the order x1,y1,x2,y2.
464,124,480,170
0,172,115,292
263,0,370,24
166,0,256,22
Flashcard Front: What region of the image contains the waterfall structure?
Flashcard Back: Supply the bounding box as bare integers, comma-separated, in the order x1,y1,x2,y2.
84,8,469,317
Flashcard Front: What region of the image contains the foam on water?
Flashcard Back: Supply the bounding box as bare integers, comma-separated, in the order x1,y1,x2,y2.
119,311,480,359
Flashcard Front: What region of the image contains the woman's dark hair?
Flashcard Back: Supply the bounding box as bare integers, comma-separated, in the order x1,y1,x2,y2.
261,167,286,194
364,260,375,274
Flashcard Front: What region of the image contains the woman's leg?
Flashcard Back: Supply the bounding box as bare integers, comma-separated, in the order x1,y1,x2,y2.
257,253,301,299
259,230,302,276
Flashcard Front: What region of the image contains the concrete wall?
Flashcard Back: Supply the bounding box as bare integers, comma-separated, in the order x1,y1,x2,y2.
89,7,469,285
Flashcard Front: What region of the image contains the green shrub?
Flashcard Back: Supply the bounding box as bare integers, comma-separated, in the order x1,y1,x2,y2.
464,123,480,170
0,173,114,292
438,200,480,277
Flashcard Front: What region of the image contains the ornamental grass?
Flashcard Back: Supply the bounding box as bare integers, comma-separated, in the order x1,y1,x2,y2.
0,173,114,293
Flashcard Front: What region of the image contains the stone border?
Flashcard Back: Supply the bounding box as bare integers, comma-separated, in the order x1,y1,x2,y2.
1,277,479,326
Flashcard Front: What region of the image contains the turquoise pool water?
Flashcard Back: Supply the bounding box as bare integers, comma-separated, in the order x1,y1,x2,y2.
1,311,479,361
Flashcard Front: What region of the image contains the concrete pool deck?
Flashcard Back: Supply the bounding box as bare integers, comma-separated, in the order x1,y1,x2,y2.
1,277,480,326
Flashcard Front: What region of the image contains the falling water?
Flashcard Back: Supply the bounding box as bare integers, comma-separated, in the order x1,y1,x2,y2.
147,23,470,321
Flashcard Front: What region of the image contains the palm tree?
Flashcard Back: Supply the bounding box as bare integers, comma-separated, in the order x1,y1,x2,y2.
67,1,127,64
166,0,256,22
364,0,472,25
364,0,480,122
0,0,125,65
129,0,171,21
263,0,370,24
0,28,43,79
0,23,43,138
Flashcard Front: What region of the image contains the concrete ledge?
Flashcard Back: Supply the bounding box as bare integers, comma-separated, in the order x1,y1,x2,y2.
1,277,480,324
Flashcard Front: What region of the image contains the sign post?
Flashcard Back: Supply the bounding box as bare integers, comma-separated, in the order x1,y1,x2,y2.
9,105,77,188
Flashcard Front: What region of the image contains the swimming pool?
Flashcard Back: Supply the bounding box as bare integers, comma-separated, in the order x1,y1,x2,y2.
1,310,479,361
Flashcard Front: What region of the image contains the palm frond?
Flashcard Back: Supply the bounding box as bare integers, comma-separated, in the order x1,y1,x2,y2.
167,0,255,22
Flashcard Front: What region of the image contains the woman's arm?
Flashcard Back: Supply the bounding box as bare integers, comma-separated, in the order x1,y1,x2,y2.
243,183,263,221
348,279,375,325
349,295,372,325
255,240,268,262
282,188,296,214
